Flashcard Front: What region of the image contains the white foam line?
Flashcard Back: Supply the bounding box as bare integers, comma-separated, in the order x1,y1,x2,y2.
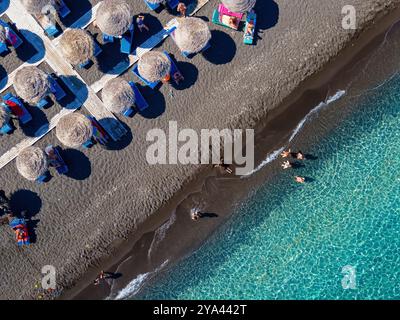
113,260,169,300
242,90,346,178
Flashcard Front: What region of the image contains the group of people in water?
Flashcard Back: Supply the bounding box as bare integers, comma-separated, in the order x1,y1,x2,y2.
280,148,308,183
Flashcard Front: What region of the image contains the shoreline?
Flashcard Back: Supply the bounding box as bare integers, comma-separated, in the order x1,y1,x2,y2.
62,5,400,300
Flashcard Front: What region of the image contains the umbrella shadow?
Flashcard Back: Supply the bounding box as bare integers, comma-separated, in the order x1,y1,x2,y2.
58,75,89,107
20,106,50,138
0,0,9,14
256,0,279,30
101,119,133,151
62,148,92,180
171,59,198,90
0,64,8,91
202,30,236,65
16,29,45,63
97,40,131,75
61,0,93,28
136,84,166,119
133,13,164,49
9,189,42,244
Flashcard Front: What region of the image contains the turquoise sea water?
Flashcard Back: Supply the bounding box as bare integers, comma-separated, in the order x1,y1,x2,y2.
137,74,400,300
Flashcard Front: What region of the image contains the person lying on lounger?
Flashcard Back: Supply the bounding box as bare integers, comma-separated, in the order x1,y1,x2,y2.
136,15,149,32
245,21,255,36
173,72,184,84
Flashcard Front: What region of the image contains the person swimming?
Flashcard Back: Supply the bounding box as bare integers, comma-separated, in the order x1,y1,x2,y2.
281,161,292,170
294,176,306,184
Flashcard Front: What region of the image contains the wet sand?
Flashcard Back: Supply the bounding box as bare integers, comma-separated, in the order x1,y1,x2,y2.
1,0,400,300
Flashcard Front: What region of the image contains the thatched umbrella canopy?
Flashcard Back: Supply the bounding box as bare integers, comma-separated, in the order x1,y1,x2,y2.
0,25,7,43
96,0,133,37
21,0,54,15
175,17,211,54
102,78,135,114
138,51,171,83
59,29,95,65
14,66,50,105
56,113,93,148
0,107,10,128
221,0,256,13
16,146,48,181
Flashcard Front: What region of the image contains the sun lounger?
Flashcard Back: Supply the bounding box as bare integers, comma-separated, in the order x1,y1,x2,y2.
45,24,60,37
36,171,49,184
132,65,160,89
218,4,244,20
49,76,67,101
103,33,114,43
36,97,50,109
94,40,103,57
0,42,8,55
212,9,240,30
78,60,91,69
121,24,134,54
0,123,13,135
162,51,184,85
0,20,23,51
2,93,32,124
45,145,68,175
167,0,179,9
144,0,161,11
57,0,71,18
129,81,149,113
243,12,256,45
82,116,109,148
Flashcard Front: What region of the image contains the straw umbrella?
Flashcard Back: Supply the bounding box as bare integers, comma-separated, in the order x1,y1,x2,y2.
147,0,164,4
21,0,54,15
174,17,211,54
102,78,135,114
0,25,7,43
138,51,171,83
0,107,10,129
59,29,95,66
56,113,93,148
221,0,257,13
14,66,50,105
16,146,48,181
96,0,133,37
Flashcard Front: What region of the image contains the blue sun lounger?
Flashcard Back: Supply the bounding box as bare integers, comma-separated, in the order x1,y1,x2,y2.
243,12,256,45
49,76,67,101
2,93,32,124
57,0,71,18
0,42,7,55
82,116,109,148
128,81,149,114
45,24,60,37
0,123,13,135
132,65,160,89
79,41,102,68
162,51,183,85
36,97,50,109
36,171,49,184
167,0,179,9
181,41,211,58
144,0,160,11
121,24,134,54
45,145,68,175
103,33,114,43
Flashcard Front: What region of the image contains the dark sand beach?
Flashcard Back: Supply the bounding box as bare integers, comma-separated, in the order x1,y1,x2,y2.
1,0,400,300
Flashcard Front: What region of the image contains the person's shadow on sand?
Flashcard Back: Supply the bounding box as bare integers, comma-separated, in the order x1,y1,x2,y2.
9,189,42,244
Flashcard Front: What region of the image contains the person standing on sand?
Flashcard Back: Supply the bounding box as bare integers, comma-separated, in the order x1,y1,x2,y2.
177,3,187,17
136,15,149,32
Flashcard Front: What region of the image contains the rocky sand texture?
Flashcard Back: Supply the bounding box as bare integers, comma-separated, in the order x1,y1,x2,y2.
1,0,400,299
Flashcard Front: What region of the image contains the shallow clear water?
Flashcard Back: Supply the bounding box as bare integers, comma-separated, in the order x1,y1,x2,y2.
137,72,400,300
